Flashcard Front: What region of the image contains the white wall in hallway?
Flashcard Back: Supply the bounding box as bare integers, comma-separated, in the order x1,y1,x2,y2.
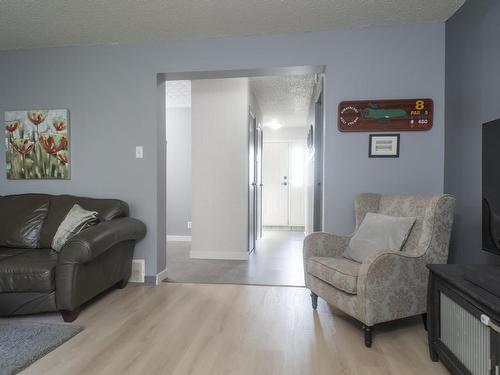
191,78,250,260
263,127,307,142
166,81,192,237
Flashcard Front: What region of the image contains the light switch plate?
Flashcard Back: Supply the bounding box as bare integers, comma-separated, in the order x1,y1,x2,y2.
135,146,143,159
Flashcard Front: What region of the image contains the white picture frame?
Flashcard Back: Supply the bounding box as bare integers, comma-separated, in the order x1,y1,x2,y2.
369,134,400,158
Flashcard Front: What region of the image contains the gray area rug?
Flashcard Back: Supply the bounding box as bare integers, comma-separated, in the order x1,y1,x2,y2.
0,321,82,375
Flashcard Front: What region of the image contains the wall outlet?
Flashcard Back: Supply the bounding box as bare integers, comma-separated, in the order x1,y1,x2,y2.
130,259,145,283
135,146,144,159
187,221,192,229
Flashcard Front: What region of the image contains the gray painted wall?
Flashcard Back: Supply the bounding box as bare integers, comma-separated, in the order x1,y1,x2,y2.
444,0,500,264
0,23,446,276
166,107,192,237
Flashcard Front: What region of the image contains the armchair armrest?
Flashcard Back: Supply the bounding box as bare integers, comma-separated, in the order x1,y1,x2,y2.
58,217,147,264
357,250,428,325
303,232,351,259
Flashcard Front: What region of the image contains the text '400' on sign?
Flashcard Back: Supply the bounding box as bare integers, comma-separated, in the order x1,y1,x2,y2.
338,99,433,132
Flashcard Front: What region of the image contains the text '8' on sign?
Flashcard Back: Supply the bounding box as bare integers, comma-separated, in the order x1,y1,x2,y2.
338,99,433,132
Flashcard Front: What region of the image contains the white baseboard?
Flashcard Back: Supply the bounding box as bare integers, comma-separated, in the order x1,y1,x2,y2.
156,268,169,284
189,250,249,260
167,235,192,242
144,268,168,285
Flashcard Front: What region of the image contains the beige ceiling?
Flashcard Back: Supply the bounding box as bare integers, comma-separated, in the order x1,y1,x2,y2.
0,0,464,50
250,74,317,129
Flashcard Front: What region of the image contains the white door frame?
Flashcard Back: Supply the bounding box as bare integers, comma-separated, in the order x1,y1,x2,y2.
157,66,325,276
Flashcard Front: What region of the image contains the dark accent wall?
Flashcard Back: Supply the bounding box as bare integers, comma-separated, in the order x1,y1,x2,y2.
445,0,500,263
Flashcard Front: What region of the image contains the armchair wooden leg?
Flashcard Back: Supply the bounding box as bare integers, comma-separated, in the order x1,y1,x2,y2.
60,308,80,323
363,325,373,348
422,313,428,331
310,292,318,310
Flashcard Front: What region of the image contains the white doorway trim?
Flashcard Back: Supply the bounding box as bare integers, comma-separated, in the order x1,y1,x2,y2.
166,235,192,242
157,66,325,269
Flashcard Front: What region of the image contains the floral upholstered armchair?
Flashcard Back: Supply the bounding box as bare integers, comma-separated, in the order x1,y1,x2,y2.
303,194,455,347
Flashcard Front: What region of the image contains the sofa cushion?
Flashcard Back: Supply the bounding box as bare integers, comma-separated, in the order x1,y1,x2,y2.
40,195,129,248
0,248,58,292
307,257,361,294
0,195,50,248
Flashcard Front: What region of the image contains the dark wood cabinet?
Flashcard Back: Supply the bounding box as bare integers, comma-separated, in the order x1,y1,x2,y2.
428,265,500,375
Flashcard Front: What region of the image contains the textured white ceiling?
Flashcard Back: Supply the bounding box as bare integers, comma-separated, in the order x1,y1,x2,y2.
250,74,316,128
0,0,465,50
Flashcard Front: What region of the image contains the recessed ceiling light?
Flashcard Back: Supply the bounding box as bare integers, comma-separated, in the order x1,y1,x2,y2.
266,120,282,130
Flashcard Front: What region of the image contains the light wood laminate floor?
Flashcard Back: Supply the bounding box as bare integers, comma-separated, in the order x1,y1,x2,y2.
166,230,305,286
17,283,447,375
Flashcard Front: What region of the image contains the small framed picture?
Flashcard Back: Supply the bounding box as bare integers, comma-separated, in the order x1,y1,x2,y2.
369,134,400,158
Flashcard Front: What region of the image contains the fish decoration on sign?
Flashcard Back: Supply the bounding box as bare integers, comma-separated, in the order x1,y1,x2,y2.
338,99,433,132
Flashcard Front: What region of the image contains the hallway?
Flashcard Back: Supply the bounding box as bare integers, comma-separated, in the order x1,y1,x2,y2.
166,230,305,286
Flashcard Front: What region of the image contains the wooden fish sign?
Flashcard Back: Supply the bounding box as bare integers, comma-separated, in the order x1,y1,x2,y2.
338,99,433,132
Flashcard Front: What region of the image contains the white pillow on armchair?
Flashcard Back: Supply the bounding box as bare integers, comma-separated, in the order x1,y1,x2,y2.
343,212,416,263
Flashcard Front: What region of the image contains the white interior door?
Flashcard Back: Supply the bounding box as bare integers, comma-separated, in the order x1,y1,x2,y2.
263,142,289,226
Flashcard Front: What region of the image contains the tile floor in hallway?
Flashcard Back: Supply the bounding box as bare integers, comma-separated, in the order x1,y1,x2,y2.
165,230,305,286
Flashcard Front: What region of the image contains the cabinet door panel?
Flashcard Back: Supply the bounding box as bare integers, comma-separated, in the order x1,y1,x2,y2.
439,291,491,375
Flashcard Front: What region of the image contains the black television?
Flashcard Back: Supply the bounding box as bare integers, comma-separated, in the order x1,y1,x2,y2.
482,119,500,255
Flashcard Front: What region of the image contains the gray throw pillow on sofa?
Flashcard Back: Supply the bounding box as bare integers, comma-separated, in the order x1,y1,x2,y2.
343,213,416,263
52,204,99,251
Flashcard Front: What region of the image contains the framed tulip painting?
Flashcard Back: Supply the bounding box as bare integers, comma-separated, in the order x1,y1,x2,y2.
5,109,70,179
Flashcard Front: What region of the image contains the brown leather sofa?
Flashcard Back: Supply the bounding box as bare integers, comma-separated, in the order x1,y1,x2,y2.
0,194,146,322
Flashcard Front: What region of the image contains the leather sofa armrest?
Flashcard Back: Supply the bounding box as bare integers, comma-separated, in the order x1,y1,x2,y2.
57,217,146,264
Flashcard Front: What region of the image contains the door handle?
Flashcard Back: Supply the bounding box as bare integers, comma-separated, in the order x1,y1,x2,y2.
251,182,257,186
281,182,288,186
481,314,500,333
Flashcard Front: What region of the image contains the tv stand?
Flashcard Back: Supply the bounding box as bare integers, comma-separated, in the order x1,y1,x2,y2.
427,264,500,374
465,265,500,298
